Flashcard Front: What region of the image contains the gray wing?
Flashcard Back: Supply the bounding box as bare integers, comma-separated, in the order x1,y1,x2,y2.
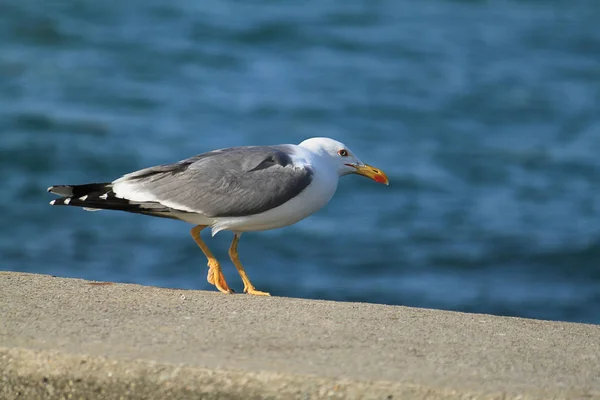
115,145,313,218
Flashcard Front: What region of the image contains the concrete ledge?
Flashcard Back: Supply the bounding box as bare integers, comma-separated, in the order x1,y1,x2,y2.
1,347,421,400
1,272,599,399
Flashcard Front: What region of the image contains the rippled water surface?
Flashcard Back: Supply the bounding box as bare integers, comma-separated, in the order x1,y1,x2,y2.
2,0,600,324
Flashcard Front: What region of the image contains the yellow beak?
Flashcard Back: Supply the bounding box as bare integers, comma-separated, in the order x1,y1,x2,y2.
348,163,389,185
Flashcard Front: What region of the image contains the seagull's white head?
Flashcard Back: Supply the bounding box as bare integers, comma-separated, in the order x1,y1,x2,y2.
298,137,389,185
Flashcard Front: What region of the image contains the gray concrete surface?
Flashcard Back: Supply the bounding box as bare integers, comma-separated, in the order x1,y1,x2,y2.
0,271,598,400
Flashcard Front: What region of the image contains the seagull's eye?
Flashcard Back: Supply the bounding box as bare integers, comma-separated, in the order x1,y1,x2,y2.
338,149,349,157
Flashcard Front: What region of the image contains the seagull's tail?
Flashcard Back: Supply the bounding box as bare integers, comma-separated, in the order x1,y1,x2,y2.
48,182,120,212
47,182,176,217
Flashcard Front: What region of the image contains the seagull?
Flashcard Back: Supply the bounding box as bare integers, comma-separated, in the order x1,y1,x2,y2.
48,137,389,296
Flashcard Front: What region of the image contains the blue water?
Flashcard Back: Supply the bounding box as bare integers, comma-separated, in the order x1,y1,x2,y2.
2,0,600,324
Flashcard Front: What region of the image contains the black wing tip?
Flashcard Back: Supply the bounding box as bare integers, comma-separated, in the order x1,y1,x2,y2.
48,182,112,198
49,197,71,206
47,185,64,194
48,184,73,196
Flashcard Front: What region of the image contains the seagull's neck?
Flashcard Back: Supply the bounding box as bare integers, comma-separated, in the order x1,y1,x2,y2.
294,147,340,180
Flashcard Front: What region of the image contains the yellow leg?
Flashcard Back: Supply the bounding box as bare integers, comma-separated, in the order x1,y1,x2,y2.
190,225,233,294
229,233,270,296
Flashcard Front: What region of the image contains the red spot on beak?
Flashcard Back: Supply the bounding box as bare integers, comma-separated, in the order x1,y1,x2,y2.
373,174,387,184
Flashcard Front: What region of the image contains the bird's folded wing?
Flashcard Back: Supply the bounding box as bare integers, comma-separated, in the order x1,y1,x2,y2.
112,145,314,218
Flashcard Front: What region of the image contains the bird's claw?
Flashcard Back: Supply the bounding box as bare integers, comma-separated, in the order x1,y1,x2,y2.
244,287,271,296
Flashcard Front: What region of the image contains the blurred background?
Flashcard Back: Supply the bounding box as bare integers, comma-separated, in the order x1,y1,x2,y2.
1,0,599,324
